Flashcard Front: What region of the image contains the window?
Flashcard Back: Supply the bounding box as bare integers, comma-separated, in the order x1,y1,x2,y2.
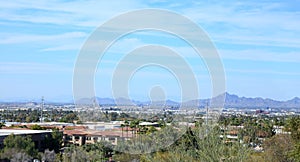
66,135,72,140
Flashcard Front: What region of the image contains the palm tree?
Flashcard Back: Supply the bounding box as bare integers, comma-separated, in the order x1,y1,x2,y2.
124,120,129,138
120,124,125,138
130,121,136,137
130,120,140,137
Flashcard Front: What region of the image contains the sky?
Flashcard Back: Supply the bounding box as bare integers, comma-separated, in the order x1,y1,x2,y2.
1,0,300,102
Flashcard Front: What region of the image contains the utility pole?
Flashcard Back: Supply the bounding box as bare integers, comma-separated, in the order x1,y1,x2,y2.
93,97,98,108
41,96,44,123
6,107,8,123
206,102,209,136
50,107,53,122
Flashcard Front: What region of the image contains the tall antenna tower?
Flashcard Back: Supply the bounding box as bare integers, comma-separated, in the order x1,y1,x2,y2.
206,102,208,125
93,97,97,108
206,101,209,135
40,96,44,123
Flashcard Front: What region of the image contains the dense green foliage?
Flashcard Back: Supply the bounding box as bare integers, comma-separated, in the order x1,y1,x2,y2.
0,130,63,161
61,141,113,162
218,115,300,162
0,109,79,123
44,129,63,153
0,134,38,160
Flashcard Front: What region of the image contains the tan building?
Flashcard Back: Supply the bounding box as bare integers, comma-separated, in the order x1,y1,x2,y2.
63,129,132,146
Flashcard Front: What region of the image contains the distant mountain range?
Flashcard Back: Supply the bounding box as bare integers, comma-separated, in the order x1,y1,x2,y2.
76,93,300,108
222,93,300,108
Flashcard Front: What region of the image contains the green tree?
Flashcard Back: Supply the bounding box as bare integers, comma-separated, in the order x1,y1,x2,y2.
120,124,125,138
130,119,140,137
240,118,274,146
124,120,129,138
63,142,112,162
110,112,118,121
119,113,130,119
44,129,63,153
141,126,250,162
285,116,300,141
285,116,300,161
0,122,5,129
1,134,38,160
262,134,294,162
30,124,45,130
63,146,89,162
60,112,79,123
289,142,300,161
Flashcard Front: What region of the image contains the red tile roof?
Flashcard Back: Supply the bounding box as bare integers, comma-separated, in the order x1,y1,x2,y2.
63,129,133,138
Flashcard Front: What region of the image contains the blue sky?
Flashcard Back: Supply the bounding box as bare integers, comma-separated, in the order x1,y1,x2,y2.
1,0,300,102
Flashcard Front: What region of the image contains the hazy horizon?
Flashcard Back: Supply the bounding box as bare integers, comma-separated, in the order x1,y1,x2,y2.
1,92,300,103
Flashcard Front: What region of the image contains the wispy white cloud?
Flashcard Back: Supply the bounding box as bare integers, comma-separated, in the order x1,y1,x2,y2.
226,68,300,76
219,49,300,63
0,62,72,74
2,1,299,53
0,0,146,27
101,36,300,63
40,43,83,52
212,32,300,49
184,1,300,30
0,32,86,44
182,1,300,48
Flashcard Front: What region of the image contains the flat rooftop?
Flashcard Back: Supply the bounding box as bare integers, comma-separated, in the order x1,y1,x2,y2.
0,129,52,136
